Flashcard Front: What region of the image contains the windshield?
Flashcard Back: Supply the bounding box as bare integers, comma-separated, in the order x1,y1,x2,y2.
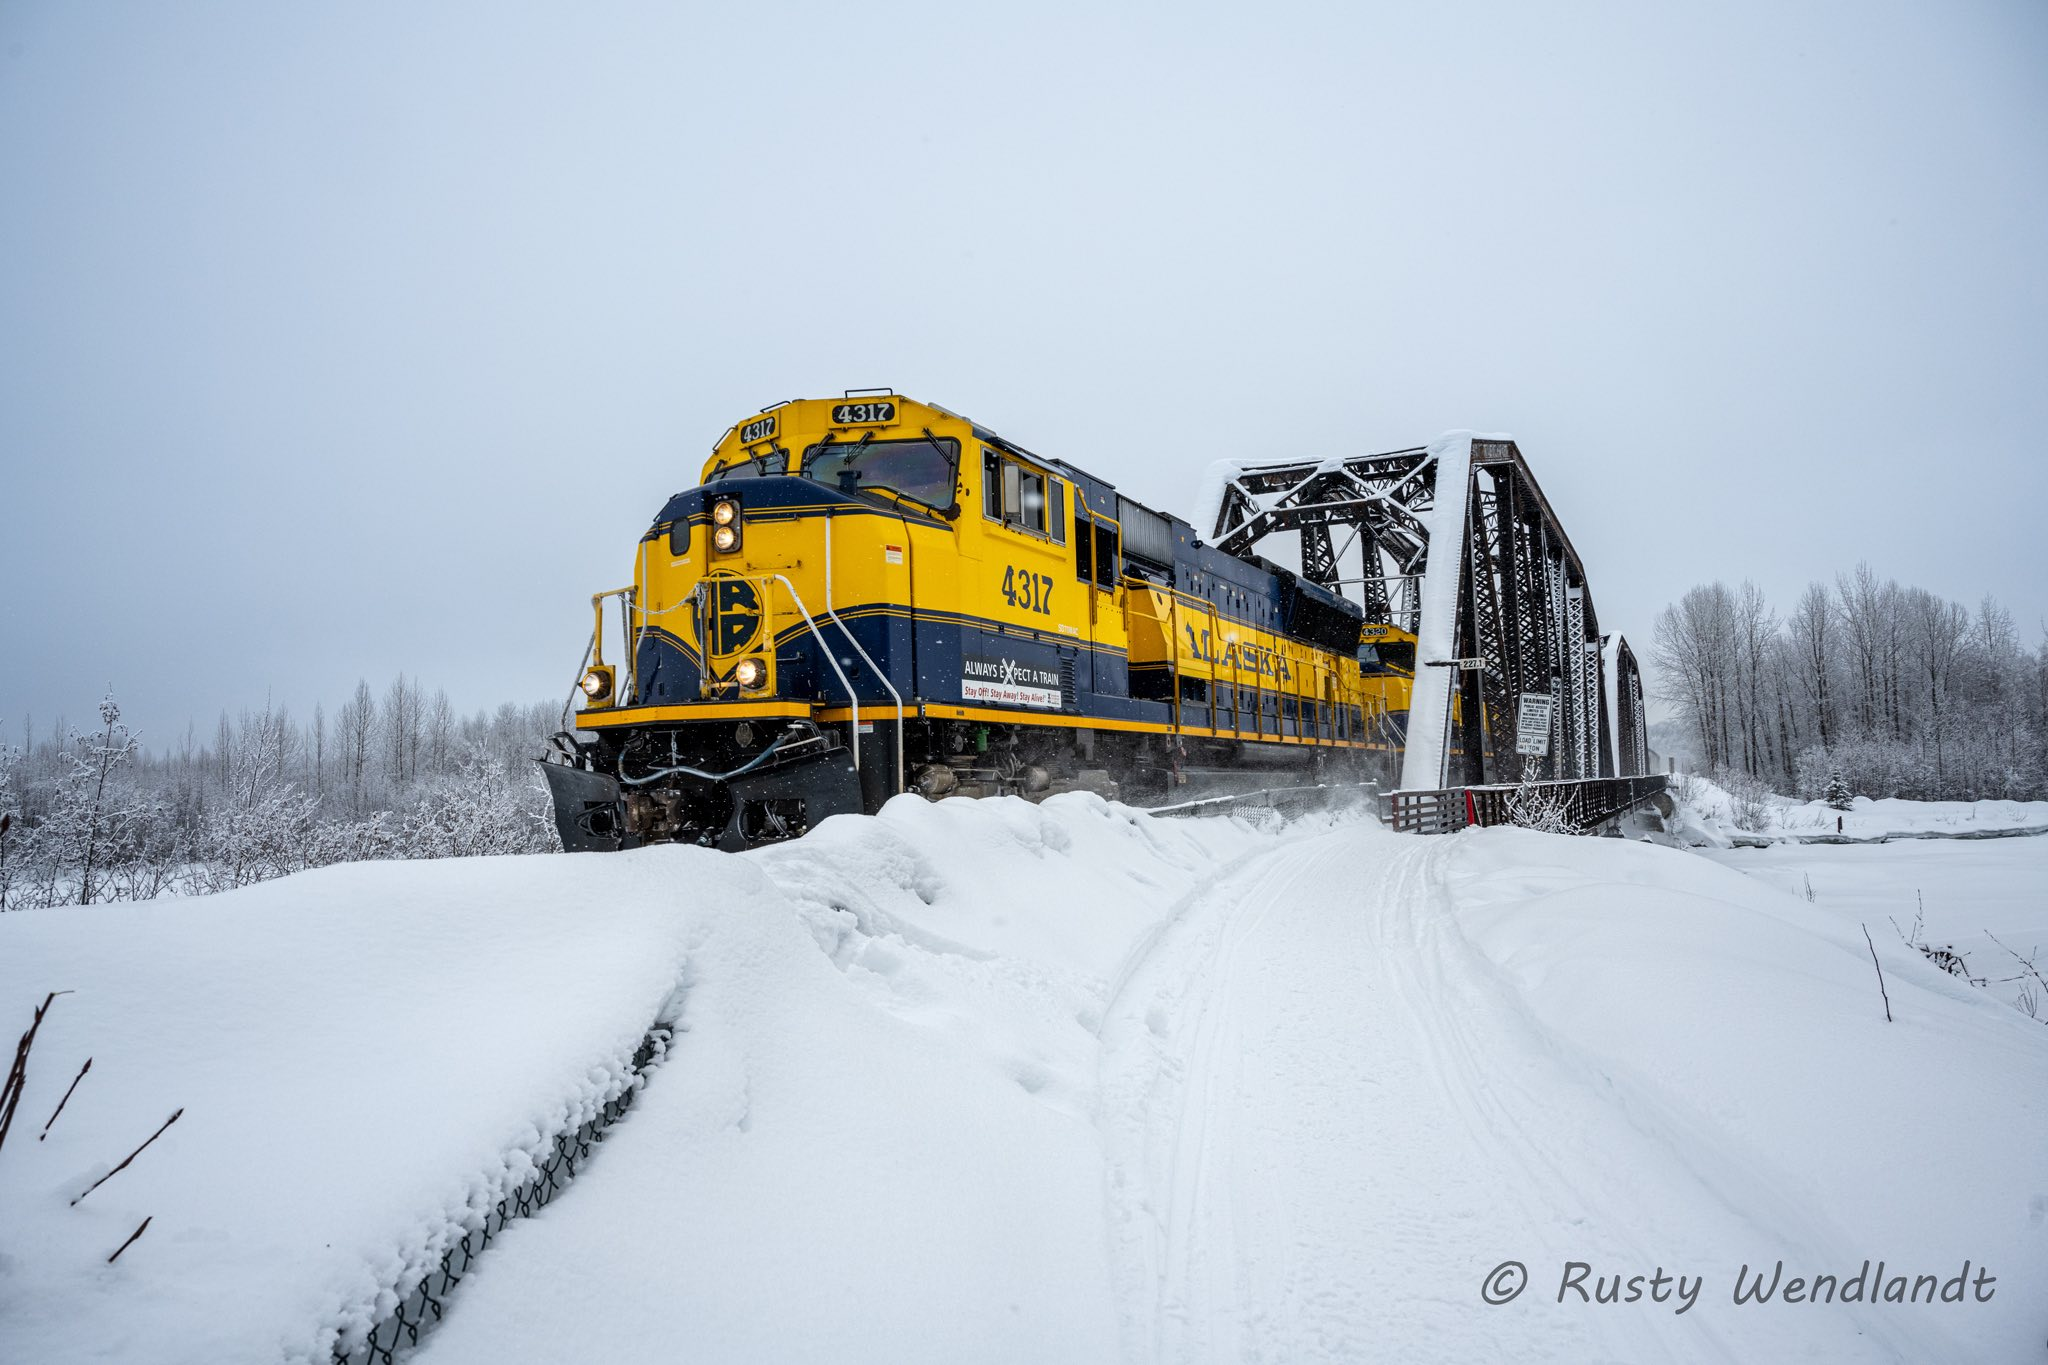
802,436,959,510
707,449,788,481
1358,640,1416,675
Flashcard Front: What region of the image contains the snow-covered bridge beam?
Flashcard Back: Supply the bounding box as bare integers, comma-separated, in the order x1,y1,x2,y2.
1398,433,1473,792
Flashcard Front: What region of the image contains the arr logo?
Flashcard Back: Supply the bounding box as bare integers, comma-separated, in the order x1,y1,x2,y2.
707,576,764,655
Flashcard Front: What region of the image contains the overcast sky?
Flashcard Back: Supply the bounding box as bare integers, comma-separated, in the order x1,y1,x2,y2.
3,0,2044,746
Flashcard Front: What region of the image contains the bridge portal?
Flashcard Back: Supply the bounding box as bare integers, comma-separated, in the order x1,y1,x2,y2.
1197,431,1653,794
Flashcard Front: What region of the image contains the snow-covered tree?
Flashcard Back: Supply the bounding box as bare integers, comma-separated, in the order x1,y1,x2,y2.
1824,766,1853,811
35,693,148,905
1654,571,2048,802
190,703,320,892
0,742,22,911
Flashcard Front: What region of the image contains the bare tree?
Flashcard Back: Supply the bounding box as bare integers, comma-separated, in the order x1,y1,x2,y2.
334,679,376,815
1655,572,2048,802
1653,583,1737,770
311,701,326,796
427,688,454,777
1906,588,1969,794
1788,581,1838,749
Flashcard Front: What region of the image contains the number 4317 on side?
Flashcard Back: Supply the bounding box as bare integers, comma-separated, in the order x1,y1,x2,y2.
1002,565,1053,615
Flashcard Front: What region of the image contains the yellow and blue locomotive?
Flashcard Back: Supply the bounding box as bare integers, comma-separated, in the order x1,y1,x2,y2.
542,392,1418,850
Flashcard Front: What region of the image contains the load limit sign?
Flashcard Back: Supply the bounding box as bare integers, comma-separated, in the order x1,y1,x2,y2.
1515,691,1555,756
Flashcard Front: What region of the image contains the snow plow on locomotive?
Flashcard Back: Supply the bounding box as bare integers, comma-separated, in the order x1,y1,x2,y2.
542,392,1419,851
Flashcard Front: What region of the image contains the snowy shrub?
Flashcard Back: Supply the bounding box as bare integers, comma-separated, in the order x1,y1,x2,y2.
1504,779,1577,835
2,686,567,907
305,811,402,866
187,715,322,893
1712,767,1774,833
398,744,559,860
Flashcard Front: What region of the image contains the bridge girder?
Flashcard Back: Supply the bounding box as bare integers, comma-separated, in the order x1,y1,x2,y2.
1200,434,1651,789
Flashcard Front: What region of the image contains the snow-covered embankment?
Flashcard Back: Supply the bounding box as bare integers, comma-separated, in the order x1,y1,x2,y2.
3,794,2045,1364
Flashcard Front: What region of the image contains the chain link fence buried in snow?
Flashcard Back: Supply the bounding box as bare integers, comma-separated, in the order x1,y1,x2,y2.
334,1027,672,1365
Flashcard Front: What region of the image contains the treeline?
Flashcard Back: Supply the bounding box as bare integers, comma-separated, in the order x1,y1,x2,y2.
1651,566,2048,801
0,677,563,910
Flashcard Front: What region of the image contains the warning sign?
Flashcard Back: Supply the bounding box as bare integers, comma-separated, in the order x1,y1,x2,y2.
962,647,1062,709
1515,691,1555,756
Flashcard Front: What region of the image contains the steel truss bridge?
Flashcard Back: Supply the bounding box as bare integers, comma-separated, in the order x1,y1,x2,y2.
1200,432,1655,813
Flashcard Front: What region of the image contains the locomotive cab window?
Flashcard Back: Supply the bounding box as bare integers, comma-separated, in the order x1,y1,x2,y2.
1359,639,1416,675
802,435,959,511
1015,468,1046,533
708,449,788,481
982,449,1066,542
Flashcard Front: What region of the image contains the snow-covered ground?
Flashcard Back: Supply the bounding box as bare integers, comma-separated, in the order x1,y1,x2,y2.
3,795,2044,1363
1664,774,2048,846
1700,836,2048,1023
0,855,700,1362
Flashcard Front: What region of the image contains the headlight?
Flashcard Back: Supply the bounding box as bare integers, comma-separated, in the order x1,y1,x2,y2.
733,657,765,688
579,666,614,702
711,499,738,526
712,524,739,552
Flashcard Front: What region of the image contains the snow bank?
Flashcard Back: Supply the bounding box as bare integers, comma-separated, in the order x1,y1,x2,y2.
426,805,2045,1364
412,794,1296,1365
1782,795,2048,839
7,794,2044,1364
1663,773,2048,845
1445,831,2048,1362
0,853,701,1363
1700,835,2048,1022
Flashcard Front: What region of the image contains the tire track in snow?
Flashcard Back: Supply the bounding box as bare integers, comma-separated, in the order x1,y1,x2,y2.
1097,825,1941,1364
1100,829,1397,1364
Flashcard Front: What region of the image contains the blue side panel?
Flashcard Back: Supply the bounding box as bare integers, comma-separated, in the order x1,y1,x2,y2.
773,611,913,707
634,630,702,704
1092,649,1129,700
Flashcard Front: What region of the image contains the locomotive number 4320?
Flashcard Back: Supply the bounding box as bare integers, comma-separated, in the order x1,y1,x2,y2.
1002,566,1053,615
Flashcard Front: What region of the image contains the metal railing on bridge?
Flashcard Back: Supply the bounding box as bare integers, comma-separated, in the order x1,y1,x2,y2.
1385,775,1668,836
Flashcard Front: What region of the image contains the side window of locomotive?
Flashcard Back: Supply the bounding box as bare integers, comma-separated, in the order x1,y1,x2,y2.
1016,469,1047,533
984,451,1057,539
667,519,689,556
982,449,1004,520
1075,509,1093,579
1092,521,1119,589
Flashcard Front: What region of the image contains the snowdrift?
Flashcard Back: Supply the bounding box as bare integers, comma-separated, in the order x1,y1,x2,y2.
1,794,2042,1364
